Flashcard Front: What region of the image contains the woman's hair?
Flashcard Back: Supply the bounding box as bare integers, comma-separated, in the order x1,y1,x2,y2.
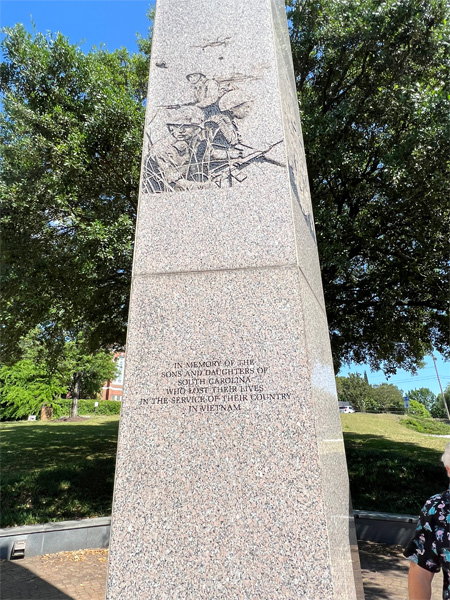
441,442,450,468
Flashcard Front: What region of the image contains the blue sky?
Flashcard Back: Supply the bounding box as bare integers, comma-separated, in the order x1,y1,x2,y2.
2,1,448,396
1,1,153,53
340,355,449,398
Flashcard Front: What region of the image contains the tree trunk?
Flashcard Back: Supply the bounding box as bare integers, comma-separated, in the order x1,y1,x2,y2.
71,373,81,417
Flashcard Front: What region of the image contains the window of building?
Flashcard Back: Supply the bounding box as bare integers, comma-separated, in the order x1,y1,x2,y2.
112,356,125,385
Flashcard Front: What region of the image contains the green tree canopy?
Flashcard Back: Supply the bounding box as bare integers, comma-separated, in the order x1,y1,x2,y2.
0,328,117,419
407,387,436,411
64,343,118,400
407,399,431,418
337,374,407,412
289,0,450,372
371,383,404,412
0,24,148,362
336,373,375,411
1,2,449,373
430,383,450,418
0,359,67,420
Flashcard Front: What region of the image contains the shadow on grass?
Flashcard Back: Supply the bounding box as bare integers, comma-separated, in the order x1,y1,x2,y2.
1,457,116,528
1,419,119,473
344,432,448,514
0,420,119,527
2,419,447,525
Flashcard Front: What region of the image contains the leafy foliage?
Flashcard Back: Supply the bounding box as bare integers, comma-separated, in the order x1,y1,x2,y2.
402,415,449,434
407,387,436,411
0,329,116,419
406,399,431,418
1,4,449,373
63,338,117,399
289,0,450,372
336,373,376,411
371,383,404,412
0,359,67,419
55,399,122,417
0,25,148,361
337,374,407,412
430,383,450,418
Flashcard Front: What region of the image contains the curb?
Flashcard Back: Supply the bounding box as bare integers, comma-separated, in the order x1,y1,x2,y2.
354,510,418,546
0,517,111,560
0,511,418,560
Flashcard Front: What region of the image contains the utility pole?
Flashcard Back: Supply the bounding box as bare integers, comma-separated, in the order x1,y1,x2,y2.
433,355,449,420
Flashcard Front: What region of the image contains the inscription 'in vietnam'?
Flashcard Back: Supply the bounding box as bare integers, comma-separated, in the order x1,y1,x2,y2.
138,358,291,415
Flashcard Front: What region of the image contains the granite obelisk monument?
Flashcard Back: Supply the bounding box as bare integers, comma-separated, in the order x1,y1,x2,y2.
106,1,361,597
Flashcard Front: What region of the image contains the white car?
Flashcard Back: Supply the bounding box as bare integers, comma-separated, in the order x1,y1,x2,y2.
339,405,355,413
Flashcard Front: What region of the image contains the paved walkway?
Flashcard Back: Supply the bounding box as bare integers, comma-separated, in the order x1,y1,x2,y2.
0,542,444,599
0,549,107,600
359,542,441,599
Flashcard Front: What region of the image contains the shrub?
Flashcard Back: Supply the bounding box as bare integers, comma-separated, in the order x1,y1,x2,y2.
402,417,450,436
0,360,68,420
431,399,449,419
344,443,447,514
407,399,431,418
53,399,122,418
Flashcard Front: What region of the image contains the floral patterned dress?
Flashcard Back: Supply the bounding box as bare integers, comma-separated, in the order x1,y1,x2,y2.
404,490,450,599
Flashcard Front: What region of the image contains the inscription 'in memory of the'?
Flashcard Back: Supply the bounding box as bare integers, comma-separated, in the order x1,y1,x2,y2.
139,358,290,415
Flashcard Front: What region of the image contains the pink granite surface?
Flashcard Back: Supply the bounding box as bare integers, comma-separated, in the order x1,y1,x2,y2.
107,268,336,598
106,0,361,597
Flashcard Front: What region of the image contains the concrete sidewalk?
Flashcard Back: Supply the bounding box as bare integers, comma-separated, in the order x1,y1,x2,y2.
0,542,444,599
359,542,441,600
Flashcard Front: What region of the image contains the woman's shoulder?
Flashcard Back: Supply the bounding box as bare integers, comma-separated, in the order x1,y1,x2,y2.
422,490,450,514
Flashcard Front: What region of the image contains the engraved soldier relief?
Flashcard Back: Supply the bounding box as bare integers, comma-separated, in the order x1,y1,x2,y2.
142,72,284,193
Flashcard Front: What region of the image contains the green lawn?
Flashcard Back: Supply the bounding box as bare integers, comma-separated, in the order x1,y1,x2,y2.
341,413,449,514
0,416,119,528
1,413,447,527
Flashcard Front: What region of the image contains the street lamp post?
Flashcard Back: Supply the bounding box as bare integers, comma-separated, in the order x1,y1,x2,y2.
433,355,450,420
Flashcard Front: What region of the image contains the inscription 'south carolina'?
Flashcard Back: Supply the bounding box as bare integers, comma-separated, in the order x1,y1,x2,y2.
138,357,291,415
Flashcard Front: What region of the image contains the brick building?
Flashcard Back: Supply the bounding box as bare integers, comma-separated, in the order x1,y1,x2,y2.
102,352,125,401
